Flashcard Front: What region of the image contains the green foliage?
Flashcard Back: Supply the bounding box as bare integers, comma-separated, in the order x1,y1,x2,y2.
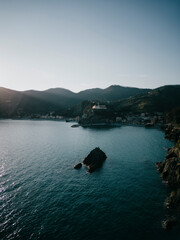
176,140,180,148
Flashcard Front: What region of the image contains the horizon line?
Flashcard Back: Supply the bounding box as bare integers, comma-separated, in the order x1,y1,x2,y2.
1,84,180,93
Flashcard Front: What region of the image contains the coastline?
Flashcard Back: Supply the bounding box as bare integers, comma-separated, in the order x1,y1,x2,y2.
0,118,165,130
156,125,180,229
79,122,165,131
1,118,179,230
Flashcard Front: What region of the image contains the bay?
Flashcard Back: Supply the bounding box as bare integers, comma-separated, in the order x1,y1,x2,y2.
0,120,178,240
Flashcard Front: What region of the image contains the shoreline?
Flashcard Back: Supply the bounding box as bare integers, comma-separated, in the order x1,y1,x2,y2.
79,122,165,129
0,118,165,129
156,125,180,229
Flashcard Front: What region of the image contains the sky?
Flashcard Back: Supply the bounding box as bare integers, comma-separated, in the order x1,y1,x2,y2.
0,0,180,92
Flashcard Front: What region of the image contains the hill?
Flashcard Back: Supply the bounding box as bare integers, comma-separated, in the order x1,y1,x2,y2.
77,85,150,101
0,85,150,117
112,85,180,113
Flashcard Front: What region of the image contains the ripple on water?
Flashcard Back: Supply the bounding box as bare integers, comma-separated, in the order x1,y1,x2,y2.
0,121,177,240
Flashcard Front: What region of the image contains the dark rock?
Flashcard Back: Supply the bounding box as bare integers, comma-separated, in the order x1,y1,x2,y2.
166,150,178,159
74,163,82,169
161,157,180,187
166,189,180,209
83,147,107,173
157,124,180,220
155,162,165,173
162,217,177,230
156,137,180,209
156,143,180,189
165,125,180,141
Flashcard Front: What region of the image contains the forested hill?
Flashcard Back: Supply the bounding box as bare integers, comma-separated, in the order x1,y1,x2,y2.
111,85,180,113
0,85,150,117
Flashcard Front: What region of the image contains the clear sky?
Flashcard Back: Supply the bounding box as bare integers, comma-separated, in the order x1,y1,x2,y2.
0,0,180,92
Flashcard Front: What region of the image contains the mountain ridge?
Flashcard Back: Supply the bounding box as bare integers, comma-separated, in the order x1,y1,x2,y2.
0,84,179,118
0,85,151,117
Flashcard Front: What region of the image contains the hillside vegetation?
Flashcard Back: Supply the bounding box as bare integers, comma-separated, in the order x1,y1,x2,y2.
0,85,180,120
112,85,180,114
0,85,150,117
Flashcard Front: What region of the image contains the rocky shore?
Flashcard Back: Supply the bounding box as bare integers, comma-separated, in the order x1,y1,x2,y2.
156,125,180,228
156,140,180,208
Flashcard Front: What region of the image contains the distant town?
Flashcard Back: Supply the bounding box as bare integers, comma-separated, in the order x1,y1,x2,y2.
14,102,165,128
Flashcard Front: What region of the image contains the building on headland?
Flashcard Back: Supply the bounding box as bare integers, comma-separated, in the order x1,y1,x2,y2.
78,100,165,127
92,103,107,110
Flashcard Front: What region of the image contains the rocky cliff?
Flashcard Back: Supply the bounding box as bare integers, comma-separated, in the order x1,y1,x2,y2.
156,126,180,209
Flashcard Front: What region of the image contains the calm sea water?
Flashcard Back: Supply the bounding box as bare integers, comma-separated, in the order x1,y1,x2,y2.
0,120,179,240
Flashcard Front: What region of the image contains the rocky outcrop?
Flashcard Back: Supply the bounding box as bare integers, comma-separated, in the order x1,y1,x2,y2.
74,163,82,169
162,217,177,230
83,147,107,173
165,124,180,142
156,144,180,209
166,189,180,209
156,125,180,210
156,155,180,188
156,125,180,230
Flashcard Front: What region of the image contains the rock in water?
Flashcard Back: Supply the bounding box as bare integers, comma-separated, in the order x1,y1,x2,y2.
74,163,82,169
83,147,107,173
162,217,177,230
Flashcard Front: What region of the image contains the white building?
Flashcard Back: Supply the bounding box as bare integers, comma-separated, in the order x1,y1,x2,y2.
92,103,107,110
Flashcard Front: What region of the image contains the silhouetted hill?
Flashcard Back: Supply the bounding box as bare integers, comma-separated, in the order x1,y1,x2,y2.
101,85,150,101
0,87,23,117
77,85,150,101
2,85,179,118
0,85,150,117
113,85,180,113
78,88,103,100
44,88,76,97
24,89,79,111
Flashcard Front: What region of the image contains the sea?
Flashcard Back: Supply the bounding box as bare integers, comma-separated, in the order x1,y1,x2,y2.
0,120,179,240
